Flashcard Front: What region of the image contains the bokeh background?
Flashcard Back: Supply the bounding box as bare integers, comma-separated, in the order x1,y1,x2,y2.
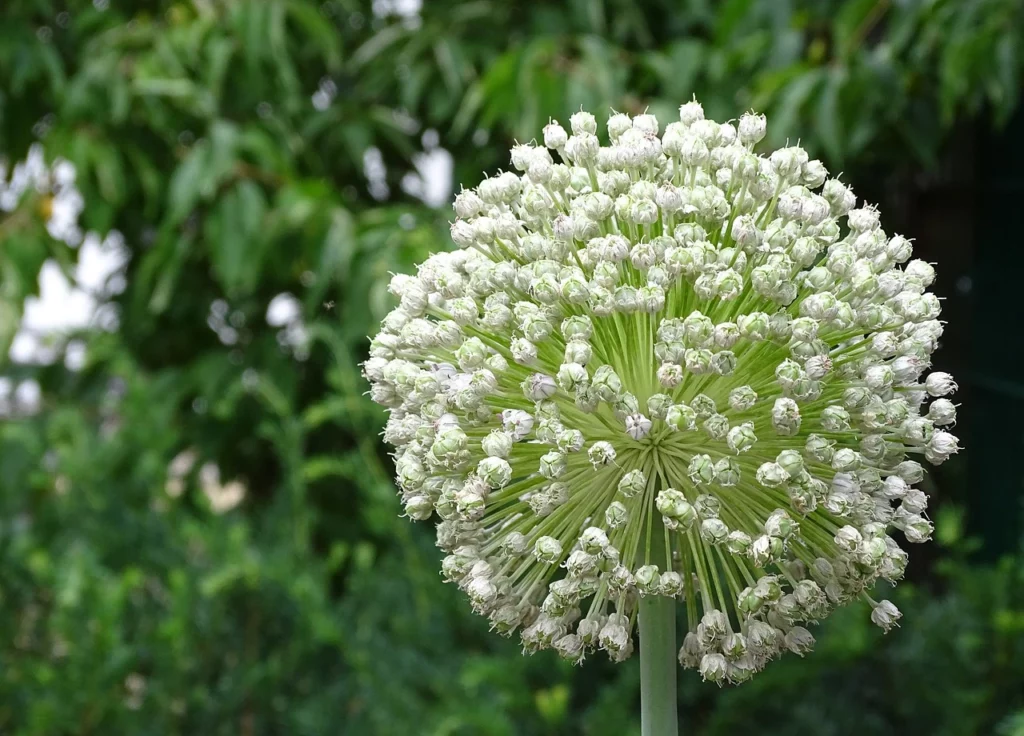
1,1,1023,734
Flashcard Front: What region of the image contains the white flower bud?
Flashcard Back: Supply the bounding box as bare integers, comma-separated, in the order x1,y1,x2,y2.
454,487,486,520
633,113,659,136
678,632,702,668
834,525,862,552
510,338,538,366
538,450,567,479
805,355,832,380
553,633,584,662
653,571,682,598
501,409,534,439
634,564,660,596
608,473,643,506
556,428,585,453
523,373,557,401
573,527,607,555
776,449,804,478
678,99,705,125
556,362,589,393
466,575,498,609
688,454,717,485
656,362,682,388
870,600,902,632
895,460,925,484
607,112,632,140
727,423,757,454
561,315,593,341
565,133,599,166
905,259,935,286
901,514,934,543
901,489,929,515
403,495,434,521
746,534,770,567
477,457,512,488
624,412,652,441
756,462,788,488
725,531,752,556
880,474,907,500
605,500,629,529
588,441,616,468
928,398,956,425
926,430,959,462
765,509,795,539
738,112,766,145
499,532,529,558
543,120,568,149
598,621,630,656
725,386,756,413
784,626,815,655
699,653,728,683
771,397,801,435
802,159,828,188
570,110,597,135
533,536,563,564
701,518,729,544
924,371,957,397
591,365,623,402
831,448,861,472
656,489,695,525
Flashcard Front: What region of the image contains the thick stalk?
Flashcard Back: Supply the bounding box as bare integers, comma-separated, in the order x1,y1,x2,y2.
639,593,678,736
638,514,678,736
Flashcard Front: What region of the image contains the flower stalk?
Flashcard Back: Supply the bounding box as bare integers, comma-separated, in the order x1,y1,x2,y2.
639,525,678,736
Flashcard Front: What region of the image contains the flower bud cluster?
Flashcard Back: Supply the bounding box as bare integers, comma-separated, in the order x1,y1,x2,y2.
365,100,959,683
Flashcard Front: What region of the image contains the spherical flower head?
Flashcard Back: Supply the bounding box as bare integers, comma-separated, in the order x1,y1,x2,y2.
363,100,961,686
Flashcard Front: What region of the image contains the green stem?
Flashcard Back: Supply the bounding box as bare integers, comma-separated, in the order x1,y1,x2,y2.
639,594,678,736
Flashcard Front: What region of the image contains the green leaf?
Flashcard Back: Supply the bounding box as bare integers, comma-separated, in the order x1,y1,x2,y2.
0,297,22,361
203,36,236,104
302,455,356,483
433,39,465,96
166,139,211,225
992,33,1020,123
146,232,193,313
286,0,343,69
352,24,408,67
206,179,268,297
306,207,356,308
90,140,127,206
646,39,704,101
767,68,824,148
206,120,240,189
832,0,881,60
132,77,200,100
815,68,846,165
713,0,755,46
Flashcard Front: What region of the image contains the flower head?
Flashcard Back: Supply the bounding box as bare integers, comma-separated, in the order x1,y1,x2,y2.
1,143,84,246
364,100,959,684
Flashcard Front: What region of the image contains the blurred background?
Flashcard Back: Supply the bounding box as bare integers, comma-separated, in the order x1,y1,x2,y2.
1,1,1022,734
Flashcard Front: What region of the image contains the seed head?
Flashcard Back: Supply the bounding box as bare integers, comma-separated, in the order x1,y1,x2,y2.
364,101,960,685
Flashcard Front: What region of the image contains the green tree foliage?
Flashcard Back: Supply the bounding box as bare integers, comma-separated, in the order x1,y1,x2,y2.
0,1,1022,733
